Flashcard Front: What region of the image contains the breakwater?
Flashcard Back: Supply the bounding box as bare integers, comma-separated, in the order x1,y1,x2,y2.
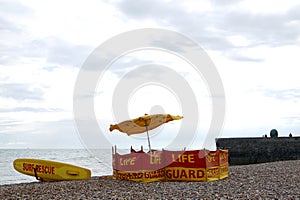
216,137,300,165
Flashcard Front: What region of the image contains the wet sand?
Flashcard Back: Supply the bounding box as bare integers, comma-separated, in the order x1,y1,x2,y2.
1,160,299,199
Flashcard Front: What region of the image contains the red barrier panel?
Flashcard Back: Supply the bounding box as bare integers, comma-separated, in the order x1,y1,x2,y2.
114,152,144,182
142,150,165,182
163,150,207,182
219,149,229,179
112,148,229,182
206,150,220,181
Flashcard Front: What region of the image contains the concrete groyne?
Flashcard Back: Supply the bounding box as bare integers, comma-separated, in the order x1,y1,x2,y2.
216,137,300,165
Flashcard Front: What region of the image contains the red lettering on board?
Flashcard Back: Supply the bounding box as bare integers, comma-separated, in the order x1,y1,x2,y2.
34,165,55,175
23,163,35,172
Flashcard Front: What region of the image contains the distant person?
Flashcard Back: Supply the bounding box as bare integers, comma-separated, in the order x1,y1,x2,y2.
264,134,267,138
289,133,292,137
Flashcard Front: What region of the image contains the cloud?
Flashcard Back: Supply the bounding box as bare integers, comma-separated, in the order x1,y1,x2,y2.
0,0,33,17
115,0,233,50
28,37,93,67
220,9,300,47
0,83,44,100
0,120,83,148
259,88,300,100
0,107,64,113
0,35,93,66
0,1,34,63
114,0,300,60
116,0,176,19
1,0,299,149
0,1,93,67
123,65,166,79
0,119,21,126
0,0,33,32
282,116,300,124
42,66,59,72
226,51,265,62
0,17,19,32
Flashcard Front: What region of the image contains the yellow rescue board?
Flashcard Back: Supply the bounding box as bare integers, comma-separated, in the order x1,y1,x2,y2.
13,158,91,181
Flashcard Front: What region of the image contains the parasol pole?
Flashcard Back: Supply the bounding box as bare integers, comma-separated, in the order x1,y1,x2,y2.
145,125,152,153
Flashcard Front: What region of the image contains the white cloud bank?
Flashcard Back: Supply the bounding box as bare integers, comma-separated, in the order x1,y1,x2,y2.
0,0,299,149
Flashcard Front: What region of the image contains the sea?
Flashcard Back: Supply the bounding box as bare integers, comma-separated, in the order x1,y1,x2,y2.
0,149,116,185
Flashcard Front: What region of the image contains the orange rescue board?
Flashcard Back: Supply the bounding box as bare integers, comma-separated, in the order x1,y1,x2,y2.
13,158,91,181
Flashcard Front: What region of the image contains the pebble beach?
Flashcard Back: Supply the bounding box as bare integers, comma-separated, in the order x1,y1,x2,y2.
1,160,299,199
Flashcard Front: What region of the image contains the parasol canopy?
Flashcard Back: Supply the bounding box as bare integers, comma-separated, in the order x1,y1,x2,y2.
109,114,183,152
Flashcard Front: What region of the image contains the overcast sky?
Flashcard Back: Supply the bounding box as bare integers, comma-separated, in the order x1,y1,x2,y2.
1,0,300,149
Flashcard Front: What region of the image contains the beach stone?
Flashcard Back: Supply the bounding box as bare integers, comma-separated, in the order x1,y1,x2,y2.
0,160,299,199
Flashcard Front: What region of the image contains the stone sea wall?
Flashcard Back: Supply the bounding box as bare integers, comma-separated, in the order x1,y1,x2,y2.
216,137,300,165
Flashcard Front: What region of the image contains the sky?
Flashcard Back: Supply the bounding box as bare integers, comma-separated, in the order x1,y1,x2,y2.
1,0,300,149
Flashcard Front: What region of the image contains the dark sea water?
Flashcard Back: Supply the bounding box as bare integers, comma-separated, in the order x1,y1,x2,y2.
0,149,113,185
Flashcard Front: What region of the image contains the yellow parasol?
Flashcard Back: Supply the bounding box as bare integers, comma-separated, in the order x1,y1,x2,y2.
109,114,183,152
